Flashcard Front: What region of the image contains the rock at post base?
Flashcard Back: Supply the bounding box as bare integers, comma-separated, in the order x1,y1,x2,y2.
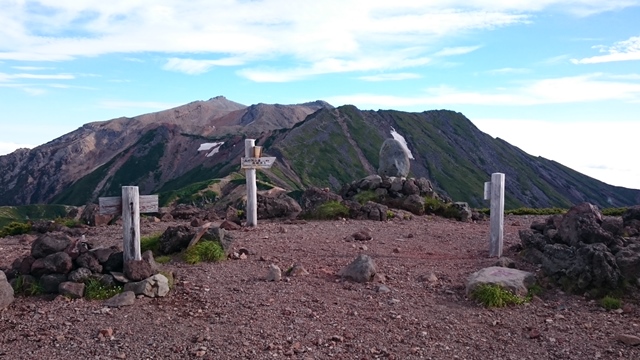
466,266,535,297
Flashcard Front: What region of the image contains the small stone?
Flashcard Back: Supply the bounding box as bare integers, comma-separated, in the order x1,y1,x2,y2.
376,285,391,293
115,353,126,359
331,335,344,342
616,334,640,346
529,329,541,339
104,291,135,307
393,247,400,253
266,264,282,282
360,245,368,251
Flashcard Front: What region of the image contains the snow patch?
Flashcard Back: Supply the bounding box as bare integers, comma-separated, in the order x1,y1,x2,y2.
390,128,415,160
198,142,224,157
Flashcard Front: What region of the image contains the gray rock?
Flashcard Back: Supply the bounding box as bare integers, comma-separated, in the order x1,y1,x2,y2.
557,202,614,247
495,257,516,268
141,250,160,273
124,260,153,282
68,267,93,283
266,264,281,282
110,272,130,283
401,179,420,196
75,252,103,273
361,201,388,221
11,256,35,276
0,271,14,310
378,139,410,178
40,273,68,294
358,175,383,190
58,281,85,299
616,244,640,283
104,291,136,307
389,177,404,193
32,252,73,277
299,187,343,213
31,234,72,259
102,251,124,273
257,190,302,219
123,274,169,298
202,227,233,256
338,254,377,283
92,274,117,288
616,334,640,346
466,266,535,297
158,225,194,254
451,202,472,222
402,194,425,215
91,247,117,264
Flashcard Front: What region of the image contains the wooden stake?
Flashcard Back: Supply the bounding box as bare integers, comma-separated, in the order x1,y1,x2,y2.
122,186,141,262
489,173,505,257
245,139,258,227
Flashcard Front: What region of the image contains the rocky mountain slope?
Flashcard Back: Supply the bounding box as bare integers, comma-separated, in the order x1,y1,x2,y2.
0,97,638,209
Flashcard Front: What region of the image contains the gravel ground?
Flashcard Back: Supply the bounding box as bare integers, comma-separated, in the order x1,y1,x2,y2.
1,214,640,360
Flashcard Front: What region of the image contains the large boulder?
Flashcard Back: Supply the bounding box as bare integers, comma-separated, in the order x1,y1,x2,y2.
31,234,72,259
123,274,170,298
30,252,73,277
257,190,302,219
378,139,410,178
0,271,14,310
557,203,615,247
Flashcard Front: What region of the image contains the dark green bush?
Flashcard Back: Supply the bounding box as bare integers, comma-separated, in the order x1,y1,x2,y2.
184,241,225,264
304,201,349,220
0,221,32,238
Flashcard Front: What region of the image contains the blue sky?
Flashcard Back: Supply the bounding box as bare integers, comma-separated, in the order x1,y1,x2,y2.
1,1,639,189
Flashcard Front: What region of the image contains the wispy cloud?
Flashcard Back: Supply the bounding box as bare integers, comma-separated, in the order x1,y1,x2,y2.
163,57,246,75
358,73,422,82
0,72,75,81
572,36,640,64
11,66,55,71
485,67,531,75
434,45,482,57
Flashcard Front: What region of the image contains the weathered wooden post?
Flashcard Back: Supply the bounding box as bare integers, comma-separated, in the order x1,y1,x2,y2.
99,187,158,262
484,173,505,257
240,139,276,227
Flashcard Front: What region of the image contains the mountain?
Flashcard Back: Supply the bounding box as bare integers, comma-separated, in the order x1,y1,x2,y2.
0,98,638,209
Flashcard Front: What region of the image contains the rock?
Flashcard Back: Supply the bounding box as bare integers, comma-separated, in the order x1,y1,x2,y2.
93,273,117,287
568,243,620,291
141,250,160,273
75,252,103,273
58,281,85,299
376,285,391,293
286,264,309,277
170,204,201,220
9,274,36,294
32,252,73,277
11,256,35,276
202,227,233,256
110,272,130,283
31,234,73,259
220,220,241,231
158,225,194,255
103,251,124,273
40,273,68,294
257,190,302,219
124,274,170,298
68,267,93,283
91,247,117,264
266,264,282,282
465,266,536,297
557,202,614,247
347,229,373,242
402,194,425,215
123,260,153,282
358,175,383,190
451,202,472,222
225,206,242,225
299,187,343,213
104,291,136,307
338,254,377,283
0,271,14,310
495,257,516,268
401,179,420,196
360,201,388,221
622,206,640,228
615,244,640,283
616,334,640,346
378,139,410,178
190,218,205,227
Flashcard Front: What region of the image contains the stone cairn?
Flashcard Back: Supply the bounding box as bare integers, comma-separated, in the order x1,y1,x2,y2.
4,233,169,301
519,203,640,295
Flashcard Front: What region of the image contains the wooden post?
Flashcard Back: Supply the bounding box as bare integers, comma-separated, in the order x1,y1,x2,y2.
245,139,258,227
122,186,142,261
485,173,505,258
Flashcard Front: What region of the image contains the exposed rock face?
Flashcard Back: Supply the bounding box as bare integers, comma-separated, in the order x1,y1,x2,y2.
0,271,14,310
519,202,639,294
378,139,410,178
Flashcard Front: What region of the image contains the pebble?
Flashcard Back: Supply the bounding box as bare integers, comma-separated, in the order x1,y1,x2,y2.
616,334,640,346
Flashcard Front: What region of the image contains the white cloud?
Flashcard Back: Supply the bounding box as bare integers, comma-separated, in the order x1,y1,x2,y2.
485,67,531,75
0,141,34,155
572,36,640,64
358,73,422,82
163,57,246,75
472,118,640,189
0,72,75,81
326,73,640,107
434,45,482,57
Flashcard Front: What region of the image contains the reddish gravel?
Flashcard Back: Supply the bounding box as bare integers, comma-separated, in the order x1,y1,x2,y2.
1,215,640,360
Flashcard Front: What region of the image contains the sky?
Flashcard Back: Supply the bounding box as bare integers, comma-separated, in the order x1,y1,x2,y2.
1,0,639,190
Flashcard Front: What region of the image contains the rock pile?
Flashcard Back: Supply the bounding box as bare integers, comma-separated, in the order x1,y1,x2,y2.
4,233,168,300
520,203,640,295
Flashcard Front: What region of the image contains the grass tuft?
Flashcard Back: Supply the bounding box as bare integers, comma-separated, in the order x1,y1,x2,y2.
155,255,171,264
183,241,225,264
0,221,32,238
84,278,123,300
353,190,379,204
599,296,622,310
140,233,162,254
305,201,349,220
470,284,526,308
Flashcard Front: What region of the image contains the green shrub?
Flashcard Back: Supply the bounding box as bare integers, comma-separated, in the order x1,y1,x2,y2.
599,296,622,310
305,201,349,220
527,283,544,298
84,278,123,300
602,208,627,216
140,233,162,254
505,207,566,216
353,190,379,204
184,241,225,264
424,196,445,214
440,204,461,219
0,221,32,238
470,284,526,307
386,210,395,219
155,255,171,264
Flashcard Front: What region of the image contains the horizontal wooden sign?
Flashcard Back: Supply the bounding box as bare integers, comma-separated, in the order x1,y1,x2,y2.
241,156,276,169
99,195,159,215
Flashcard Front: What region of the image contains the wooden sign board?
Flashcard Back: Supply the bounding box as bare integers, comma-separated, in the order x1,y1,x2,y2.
241,156,276,169
99,195,159,215
484,182,491,200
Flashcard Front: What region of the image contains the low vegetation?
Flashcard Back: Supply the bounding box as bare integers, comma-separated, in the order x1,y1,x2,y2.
470,284,527,308
0,221,32,238
599,296,622,310
304,201,349,220
183,241,225,264
140,233,162,254
11,275,43,296
353,190,379,204
84,278,123,300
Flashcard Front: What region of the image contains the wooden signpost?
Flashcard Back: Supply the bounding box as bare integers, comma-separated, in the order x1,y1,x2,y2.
484,173,505,258
99,186,158,262
240,139,275,227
